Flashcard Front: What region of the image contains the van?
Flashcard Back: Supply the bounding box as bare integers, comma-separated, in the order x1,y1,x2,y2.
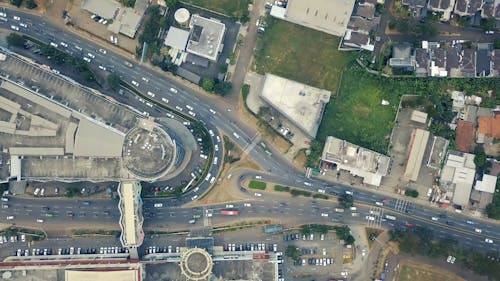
205,173,211,181
213,157,218,165
1,197,8,202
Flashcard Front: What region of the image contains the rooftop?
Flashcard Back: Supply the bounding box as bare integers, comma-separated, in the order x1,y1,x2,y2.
277,0,356,37
403,129,430,182
442,151,476,206
164,27,190,51
65,269,140,281
321,136,390,186
478,115,500,138
476,49,491,77
455,120,474,152
259,73,332,138
118,181,144,247
186,14,226,61
474,174,498,193
73,118,125,157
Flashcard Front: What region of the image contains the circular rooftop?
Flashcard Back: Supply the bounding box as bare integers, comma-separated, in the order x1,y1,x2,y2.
180,248,213,280
174,8,190,25
122,124,176,181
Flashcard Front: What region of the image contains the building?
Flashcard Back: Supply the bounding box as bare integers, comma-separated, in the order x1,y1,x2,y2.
440,151,476,207
402,0,428,16
270,0,356,37
453,0,483,16
65,268,142,281
455,120,475,152
118,181,144,259
389,44,416,70
164,27,190,51
81,0,150,38
321,136,390,187
476,48,492,77
185,14,226,62
477,114,500,143
259,73,332,138
427,0,456,20
403,129,430,182
340,30,375,51
410,110,428,124
474,174,498,193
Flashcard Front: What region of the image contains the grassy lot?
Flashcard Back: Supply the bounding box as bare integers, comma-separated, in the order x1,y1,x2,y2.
248,180,266,190
397,262,465,281
182,0,250,19
317,65,399,154
255,18,356,93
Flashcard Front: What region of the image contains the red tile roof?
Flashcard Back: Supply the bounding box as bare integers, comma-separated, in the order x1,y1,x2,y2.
456,120,474,152
478,115,500,139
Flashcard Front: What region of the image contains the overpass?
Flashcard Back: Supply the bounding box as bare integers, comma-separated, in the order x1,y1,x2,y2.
118,181,144,259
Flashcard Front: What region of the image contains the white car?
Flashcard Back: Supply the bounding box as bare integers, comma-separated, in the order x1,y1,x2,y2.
191,195,198,201
6,216,14,220
131,80,139,87
304,182,312,186
19,22,27,28
320,213,328,217
214,145,219,151
255,175,262,179
188,111,196,117
13,16,20,21
60,42,68,47
147,91,155,97
169,87,178,93
209,108,216,114
254,192,262,197
10,25,19,31
318,189,325,194
83,57,91,62
161,97,169,103
87,53,95,59
375,201,384,206
226,204,234,208
0,12,7,17
166,113,174,118
485,238,493,244
154,203,163,208
475,228,482,233
36,219,44,223
98,48,106,54
98,65,106,71
175,106,183,111
365,216,375,221
208,130,214,136
186,105,194,111
141,77,149,82
244,203,252,207
431,217,438,221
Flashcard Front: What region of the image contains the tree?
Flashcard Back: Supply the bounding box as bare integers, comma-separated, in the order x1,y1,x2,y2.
300,225,311,236
107,74,121,91
25,0,37,9
285,245,300,260
214,81,232,96
338,193,354,208
10,0,23,8
473,146,489,174
119,0,136,7
165,0,178,7
218,64,228,73
405,189,419,198
6,33,25,47
201,78,215,92
480,17,496,31
494,39,500,49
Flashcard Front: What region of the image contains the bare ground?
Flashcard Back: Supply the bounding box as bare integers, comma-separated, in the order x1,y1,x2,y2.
396,259,468,281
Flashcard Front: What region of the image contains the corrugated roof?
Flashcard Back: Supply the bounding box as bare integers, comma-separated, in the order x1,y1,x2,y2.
478,115,500,138
403,129,430,181
475,174,498,193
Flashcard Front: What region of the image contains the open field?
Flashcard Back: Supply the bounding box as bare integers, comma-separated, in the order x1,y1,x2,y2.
255,19,356,94
182,0,250,19
397,260,467,281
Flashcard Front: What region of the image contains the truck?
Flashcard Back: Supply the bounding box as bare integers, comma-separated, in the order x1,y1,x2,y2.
385,215,397,221
124,61,133,68
220,209,239,216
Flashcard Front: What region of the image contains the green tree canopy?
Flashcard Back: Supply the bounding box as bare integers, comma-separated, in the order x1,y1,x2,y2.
6,33,25,47
285,245,300,260
107,74,121,91
202,78,215,92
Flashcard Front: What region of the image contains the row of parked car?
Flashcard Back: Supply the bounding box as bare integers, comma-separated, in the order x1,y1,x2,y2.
0,234,26,244
13,246,129,257
145,245,180,254
283,233,326,241
295,258,334,266
224,243,278,252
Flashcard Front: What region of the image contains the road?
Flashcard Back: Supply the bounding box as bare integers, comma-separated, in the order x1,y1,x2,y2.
0,7,499,252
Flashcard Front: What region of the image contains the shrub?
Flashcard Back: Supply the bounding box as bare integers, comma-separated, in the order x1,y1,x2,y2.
274,185,290,192
248,181,266,190
313,194,329,200
290,189,312,197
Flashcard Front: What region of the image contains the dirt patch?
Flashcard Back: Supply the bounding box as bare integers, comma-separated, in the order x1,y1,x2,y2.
396,259,467,281
293,149,307,167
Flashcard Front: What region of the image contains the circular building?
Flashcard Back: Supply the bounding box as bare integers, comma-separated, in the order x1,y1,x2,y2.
122,122,176,181
180,248,213,281
174,8,191,27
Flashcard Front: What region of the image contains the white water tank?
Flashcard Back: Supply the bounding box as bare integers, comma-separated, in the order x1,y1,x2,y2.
174,8,190,26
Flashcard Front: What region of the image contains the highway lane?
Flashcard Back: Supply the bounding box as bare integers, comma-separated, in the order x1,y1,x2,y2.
0,8,499,247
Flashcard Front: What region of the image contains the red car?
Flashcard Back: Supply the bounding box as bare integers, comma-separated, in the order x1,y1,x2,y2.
382,198,390,204
405,222,414,227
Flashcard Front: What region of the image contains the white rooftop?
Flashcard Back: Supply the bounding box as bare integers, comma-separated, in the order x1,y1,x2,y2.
321,136,390,186
164,27,190,50
260,73,332,138
441,151,476,206
474,174,497,193
65,269,139,281
272,0,356,37
186,14,226,61
73,118,125,158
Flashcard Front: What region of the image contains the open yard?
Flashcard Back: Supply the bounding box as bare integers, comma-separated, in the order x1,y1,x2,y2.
182,0,251,19
397,260,467,281
255,19,356,94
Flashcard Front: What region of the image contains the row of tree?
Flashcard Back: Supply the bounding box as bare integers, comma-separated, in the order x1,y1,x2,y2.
390,227,500,280
202,78,232,96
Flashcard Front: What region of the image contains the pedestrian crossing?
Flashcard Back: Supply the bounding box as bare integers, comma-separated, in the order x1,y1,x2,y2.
394,199,413,214
366,207,384,228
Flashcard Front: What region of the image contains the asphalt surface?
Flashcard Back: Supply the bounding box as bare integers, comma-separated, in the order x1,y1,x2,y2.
0,7,499,254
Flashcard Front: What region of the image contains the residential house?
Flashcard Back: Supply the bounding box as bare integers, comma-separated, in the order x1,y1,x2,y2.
476,49,492,77
447,46,461,77
402,0,429,16
427,0,456,20
439,151,476,207
454,0,483,16
415,48,429,76
460,49,476,77
477,112,500,143
341,30,375,51
389,44,416,70
492,49,500,76
429,47,448,76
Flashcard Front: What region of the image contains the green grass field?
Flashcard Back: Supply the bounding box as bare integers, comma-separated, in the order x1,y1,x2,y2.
317,65,399,153
255,19,356,93
182,0,250,19
248,180,266,190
